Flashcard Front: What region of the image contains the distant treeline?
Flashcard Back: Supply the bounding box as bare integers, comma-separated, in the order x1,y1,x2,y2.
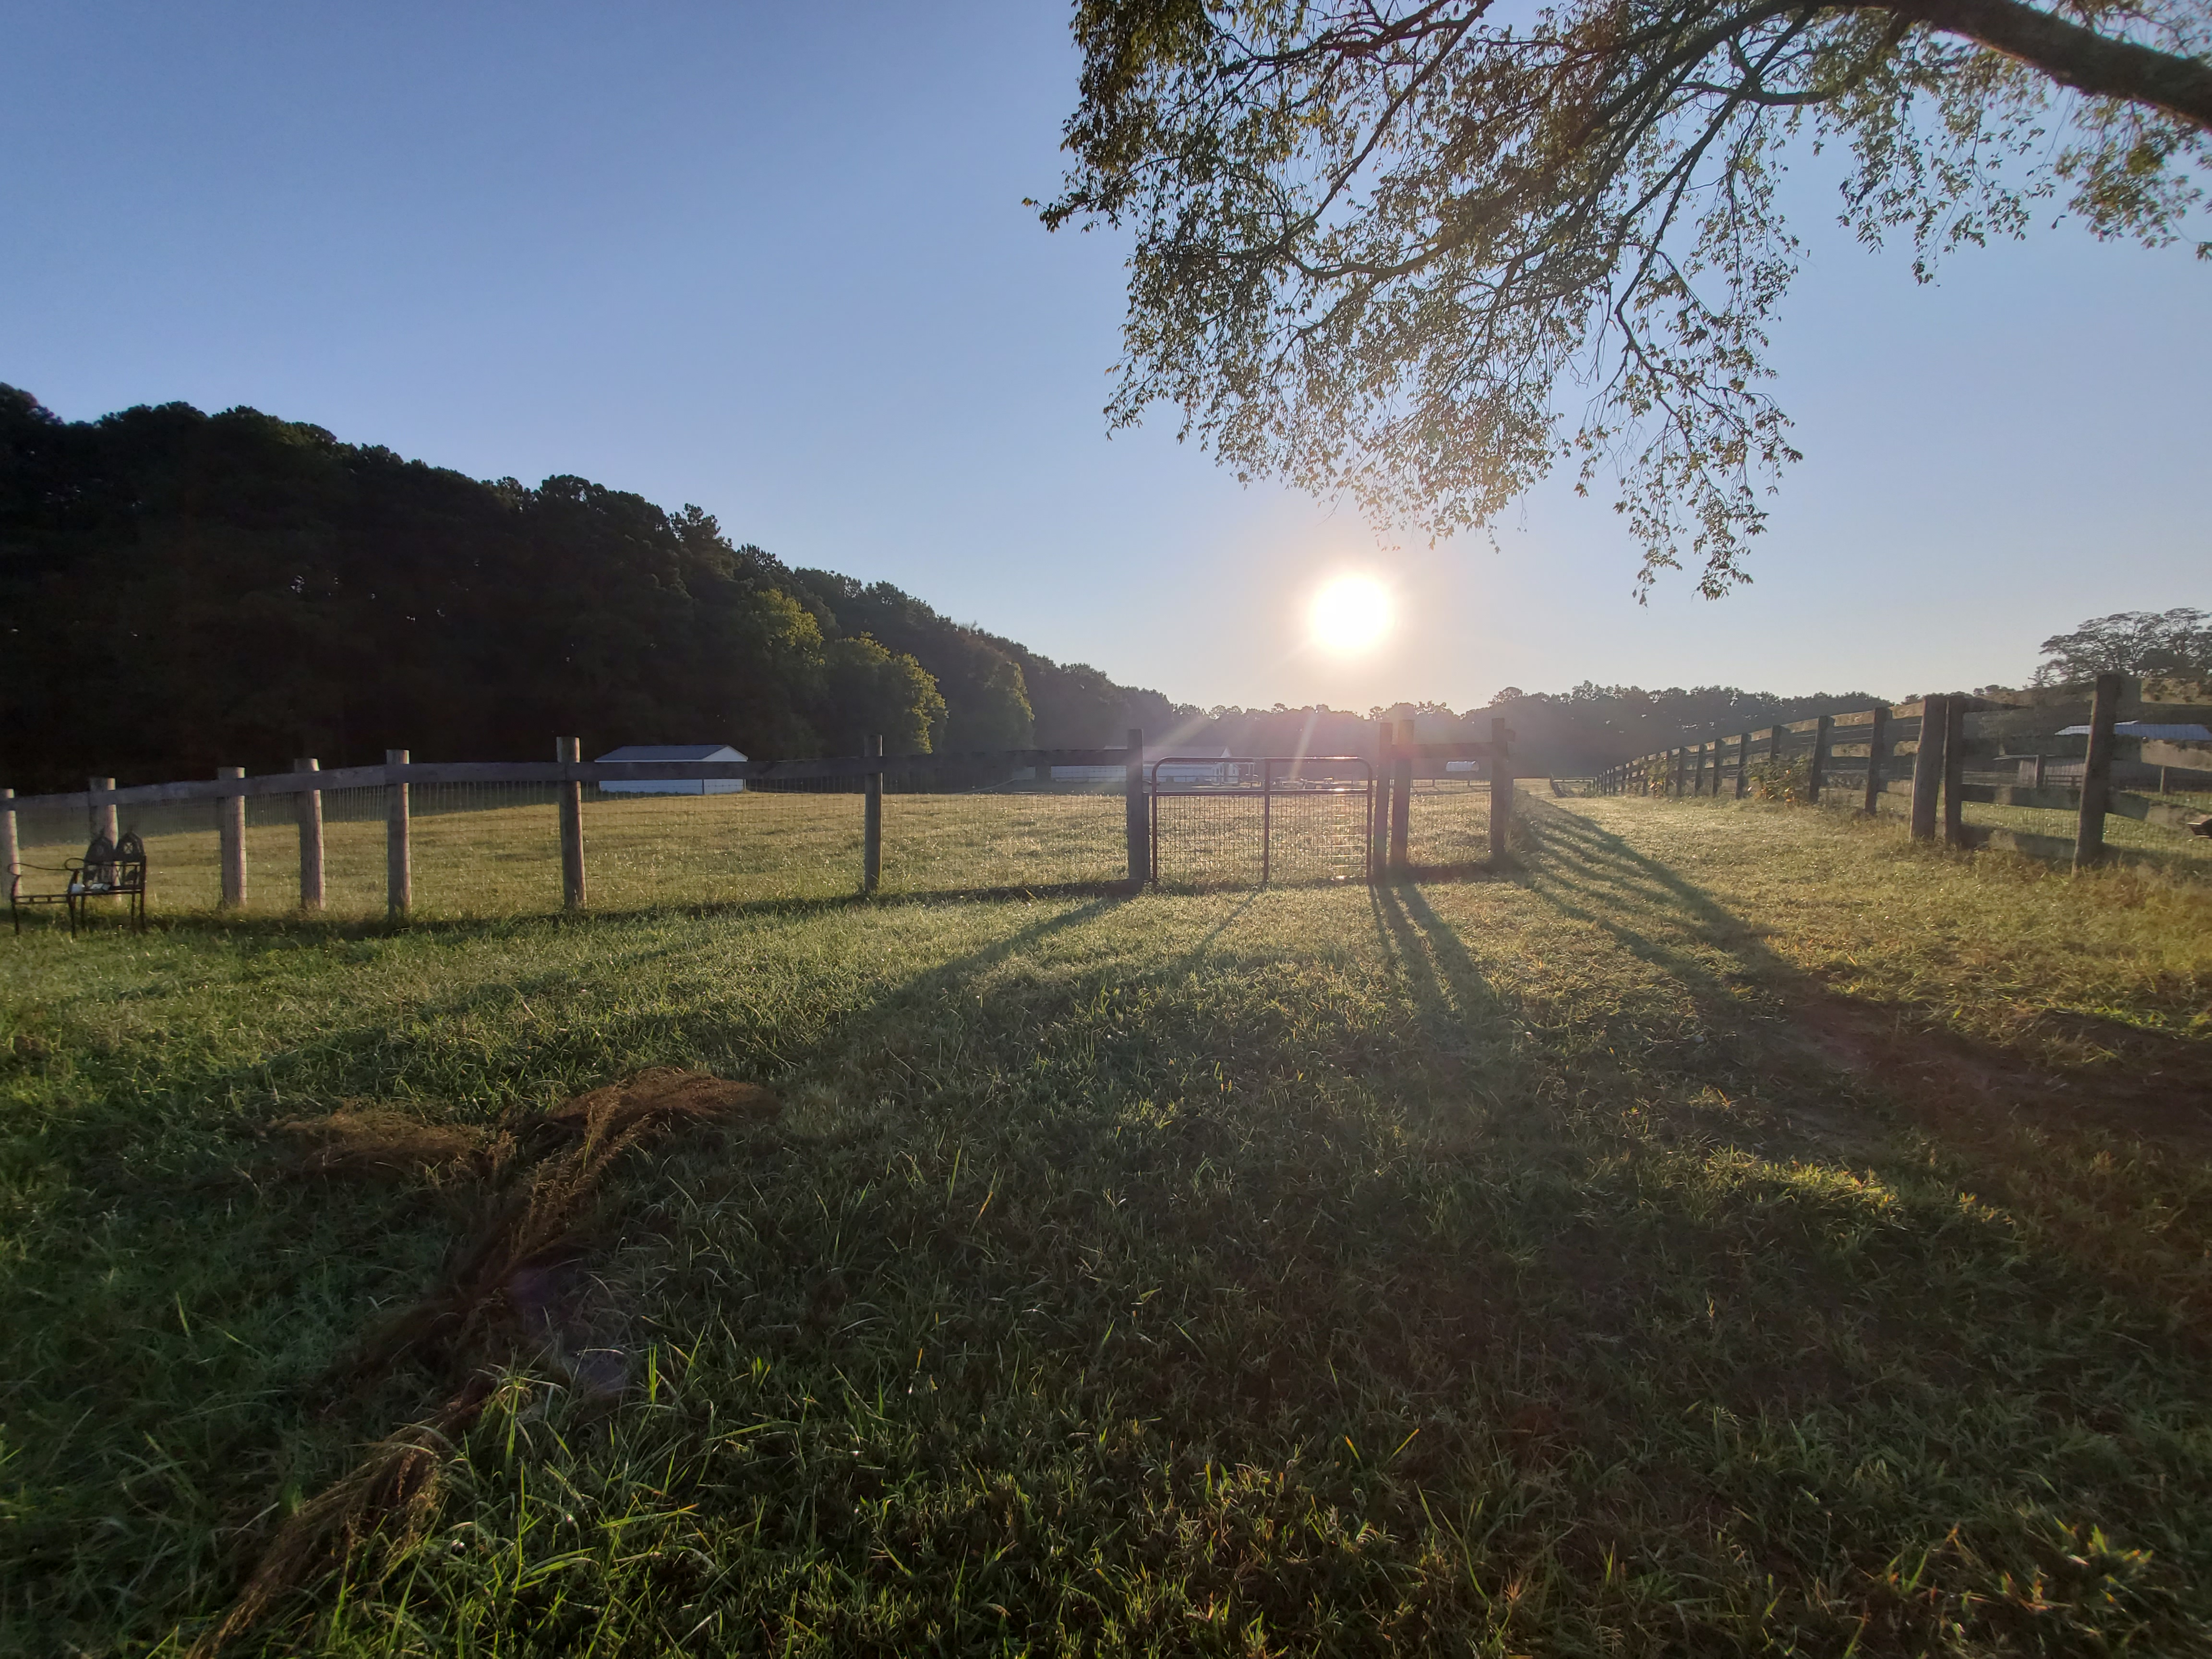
0,387,1182,792
1163,685,1883,777
1449,683,1886,776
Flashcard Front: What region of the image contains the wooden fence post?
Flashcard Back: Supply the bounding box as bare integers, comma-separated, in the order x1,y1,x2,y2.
2,789,16,892
386,749,412,917
1909,698,1946,842
1124,728,1148,887
1862,706,1890,815
863,734,883,894
1367,722,1386,871
217,767,246,908
556,737,586,911
1941,697,1967,847
1809,715,1833,803
1732,732,1750,798
294,758,325,910
2074,672,2123,871
1489,717,1513,859
1392,720,1417,871
90,777,119,845
1671,747,1686,797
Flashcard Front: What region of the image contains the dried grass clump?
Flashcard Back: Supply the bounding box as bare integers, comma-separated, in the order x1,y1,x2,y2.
191,1381,488,1658
355,1069,778,1378
193,1069,777,1656
275,1110,493,1179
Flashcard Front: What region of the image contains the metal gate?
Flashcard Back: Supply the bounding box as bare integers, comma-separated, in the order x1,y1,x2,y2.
1148,756,1376,887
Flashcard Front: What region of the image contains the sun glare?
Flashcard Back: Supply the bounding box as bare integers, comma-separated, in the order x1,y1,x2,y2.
1309,576,1392,655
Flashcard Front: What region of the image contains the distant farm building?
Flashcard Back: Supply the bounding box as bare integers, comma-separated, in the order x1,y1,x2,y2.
594,743,747,794
1053,747,1241,785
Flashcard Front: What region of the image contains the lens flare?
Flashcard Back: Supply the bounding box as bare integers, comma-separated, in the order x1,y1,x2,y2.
1309,576,1392,655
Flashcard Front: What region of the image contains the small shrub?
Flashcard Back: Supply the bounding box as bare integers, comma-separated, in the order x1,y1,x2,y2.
1744,758,1812,803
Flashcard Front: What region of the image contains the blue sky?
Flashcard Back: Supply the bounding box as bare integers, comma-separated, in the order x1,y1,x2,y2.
3,1,2204,710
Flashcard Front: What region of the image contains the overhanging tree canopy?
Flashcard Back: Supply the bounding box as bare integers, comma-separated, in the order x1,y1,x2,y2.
1046,0,2210,594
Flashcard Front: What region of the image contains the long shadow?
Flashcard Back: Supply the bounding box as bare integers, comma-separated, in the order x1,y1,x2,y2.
1366,882,1519,1099
1171,889,1265,971
4,878,1142,950
1524,798,2212,1123
1494,795,2212,1324
7,881,1135,1185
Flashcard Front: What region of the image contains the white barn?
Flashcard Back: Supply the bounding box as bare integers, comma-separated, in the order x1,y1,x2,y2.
595,743,748,794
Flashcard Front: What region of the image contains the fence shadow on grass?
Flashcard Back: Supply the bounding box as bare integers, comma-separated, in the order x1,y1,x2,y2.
1515,794,2212,1329
4,878,1142,950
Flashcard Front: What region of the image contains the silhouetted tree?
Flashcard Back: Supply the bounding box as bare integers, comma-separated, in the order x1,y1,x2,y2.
2033,608,2212,684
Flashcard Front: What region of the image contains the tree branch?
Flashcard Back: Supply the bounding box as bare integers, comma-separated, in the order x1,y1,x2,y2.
1862,0,2212,129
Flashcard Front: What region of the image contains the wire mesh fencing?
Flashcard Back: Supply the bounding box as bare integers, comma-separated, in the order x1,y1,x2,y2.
883,768,1125,894
1405,779,1495,869
1149,762,1377,890
580,779,863,910
317,784,396,914
399,781,561,915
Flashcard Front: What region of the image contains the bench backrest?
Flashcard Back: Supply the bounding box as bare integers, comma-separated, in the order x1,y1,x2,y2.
77,831,146,892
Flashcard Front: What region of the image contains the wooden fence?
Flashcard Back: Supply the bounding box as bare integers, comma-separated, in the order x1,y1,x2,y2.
1596,674,2212,874
3,720,1515,920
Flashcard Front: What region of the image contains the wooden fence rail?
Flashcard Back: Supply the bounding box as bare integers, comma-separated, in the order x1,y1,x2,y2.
1594,673,2210,873
1,748,1148,816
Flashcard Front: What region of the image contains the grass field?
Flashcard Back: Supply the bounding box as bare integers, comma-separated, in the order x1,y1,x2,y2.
4,792,2210,1655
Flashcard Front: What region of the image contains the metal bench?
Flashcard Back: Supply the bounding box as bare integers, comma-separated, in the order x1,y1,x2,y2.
11,830,147,936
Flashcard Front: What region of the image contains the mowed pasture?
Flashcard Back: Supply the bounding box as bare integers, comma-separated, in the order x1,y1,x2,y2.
3,793,2211,1655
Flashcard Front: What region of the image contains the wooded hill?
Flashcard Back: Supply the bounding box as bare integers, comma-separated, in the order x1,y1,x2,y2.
0,387,1184,792
0,385,1891,793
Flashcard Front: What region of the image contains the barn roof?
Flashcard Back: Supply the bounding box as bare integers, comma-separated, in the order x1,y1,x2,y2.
595,743,748,761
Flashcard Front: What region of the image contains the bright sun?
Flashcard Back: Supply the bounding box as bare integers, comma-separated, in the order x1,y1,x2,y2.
1309,576,1392,655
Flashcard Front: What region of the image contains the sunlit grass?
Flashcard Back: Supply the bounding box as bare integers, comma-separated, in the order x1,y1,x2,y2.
3,792,2209,1654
